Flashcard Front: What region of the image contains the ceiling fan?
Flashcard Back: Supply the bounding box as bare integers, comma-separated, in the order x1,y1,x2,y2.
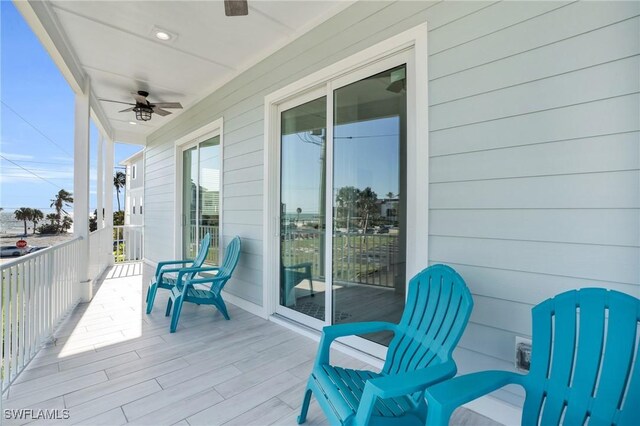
224,0,248,16
99,91,183,122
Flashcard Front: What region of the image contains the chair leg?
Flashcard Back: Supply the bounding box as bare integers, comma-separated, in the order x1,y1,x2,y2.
146,282,158,314
297,387,313,424
165,298,173,317
170,295,185,333
309,279,314,297
214,297,230,320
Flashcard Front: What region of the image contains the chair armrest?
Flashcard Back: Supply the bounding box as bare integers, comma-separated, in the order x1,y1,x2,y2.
424,370,525,425
367,360,457,399
316,322,398,366
155,260,193,278
176,267,220,285
285,262,312,270
352,361,457,426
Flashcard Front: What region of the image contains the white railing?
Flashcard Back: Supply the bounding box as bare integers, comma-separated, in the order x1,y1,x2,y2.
89,227,113,280
113,225,144,263
1,237,83,394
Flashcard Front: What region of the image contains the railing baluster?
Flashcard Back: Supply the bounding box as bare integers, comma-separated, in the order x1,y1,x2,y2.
19,262,26,371
2,268,10,389
10,265,18,382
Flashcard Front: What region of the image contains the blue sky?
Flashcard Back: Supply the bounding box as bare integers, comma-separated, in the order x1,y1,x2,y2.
1,2,141,214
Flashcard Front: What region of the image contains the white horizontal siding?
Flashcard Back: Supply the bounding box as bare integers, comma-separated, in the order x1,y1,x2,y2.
143,0,639,409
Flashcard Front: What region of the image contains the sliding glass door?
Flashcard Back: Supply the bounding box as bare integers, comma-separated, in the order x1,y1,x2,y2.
277,59,408,348
182,135,221,264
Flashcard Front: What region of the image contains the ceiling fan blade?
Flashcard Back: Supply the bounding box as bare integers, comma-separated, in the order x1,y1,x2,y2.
99,99,136,106
118,107,135,113
224,0,248,16
152,107,172,116
133,93,148,105
152,102,183,109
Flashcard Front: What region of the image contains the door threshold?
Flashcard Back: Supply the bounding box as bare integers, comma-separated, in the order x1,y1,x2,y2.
269,313,385,370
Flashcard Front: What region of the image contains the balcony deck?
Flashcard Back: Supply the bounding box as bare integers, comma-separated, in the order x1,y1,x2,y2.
3,263,500,425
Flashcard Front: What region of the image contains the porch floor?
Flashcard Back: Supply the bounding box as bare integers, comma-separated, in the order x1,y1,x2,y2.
3,263,501,426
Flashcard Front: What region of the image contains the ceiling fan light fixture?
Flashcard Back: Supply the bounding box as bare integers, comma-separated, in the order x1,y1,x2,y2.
133,106,153,121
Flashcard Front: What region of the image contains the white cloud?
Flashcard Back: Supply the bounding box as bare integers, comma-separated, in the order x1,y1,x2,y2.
1,152,35,161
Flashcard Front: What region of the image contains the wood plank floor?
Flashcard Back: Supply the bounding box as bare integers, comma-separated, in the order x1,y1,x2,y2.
2,263,501,426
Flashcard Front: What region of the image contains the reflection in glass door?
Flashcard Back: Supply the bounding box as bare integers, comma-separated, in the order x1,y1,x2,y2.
182,136,221,264
277,63,407,347
279,97,327,322
332,65,407,346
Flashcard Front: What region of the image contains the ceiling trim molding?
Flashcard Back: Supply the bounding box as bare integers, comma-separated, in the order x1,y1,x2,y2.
14,0,115,140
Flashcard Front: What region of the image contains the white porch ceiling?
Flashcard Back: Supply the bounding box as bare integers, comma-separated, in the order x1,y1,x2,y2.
45,1,352,144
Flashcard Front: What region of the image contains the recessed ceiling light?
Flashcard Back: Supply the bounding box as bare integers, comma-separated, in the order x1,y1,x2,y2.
129,121,137,125
151,26,175,41
155,31,171,41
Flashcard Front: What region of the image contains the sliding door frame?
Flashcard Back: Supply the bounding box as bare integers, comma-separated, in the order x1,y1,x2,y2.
173,118,224,261
263,23,428,356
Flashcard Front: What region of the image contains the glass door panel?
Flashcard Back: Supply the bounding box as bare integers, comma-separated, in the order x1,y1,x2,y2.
279,96,327,320
332,65,407,345
182,136,221,264
182,146,198,259
199,136,221,264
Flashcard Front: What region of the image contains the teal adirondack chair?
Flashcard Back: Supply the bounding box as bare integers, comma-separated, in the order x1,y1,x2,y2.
146,233,211,314
425,288,640,426
166,236,241,332
281,261,314,307
298,264,473,426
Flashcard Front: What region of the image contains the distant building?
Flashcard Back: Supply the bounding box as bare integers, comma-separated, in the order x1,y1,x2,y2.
120,150,144,226
379,198,399,223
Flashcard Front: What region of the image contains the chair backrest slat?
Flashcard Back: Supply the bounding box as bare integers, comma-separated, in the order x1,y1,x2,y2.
590,291,638,424
382,264,473,376
562,294,606,425
524,288,640,426
218,236,241,278
539,292,579,425
192,233,211,269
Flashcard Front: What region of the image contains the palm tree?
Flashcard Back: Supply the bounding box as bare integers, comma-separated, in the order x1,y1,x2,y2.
46,213,58,225
357,187,379,233
336,186,359,230
14,207,32,236
61,216,73,233
50,189,73,232
296,207,302,224
30,209,44,234
386,192,395,200
114,171,126,211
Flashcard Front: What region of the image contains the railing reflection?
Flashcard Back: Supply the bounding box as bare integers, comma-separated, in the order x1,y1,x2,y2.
281,229,401,288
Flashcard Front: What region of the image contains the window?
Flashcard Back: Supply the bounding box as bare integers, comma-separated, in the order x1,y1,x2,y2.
139,197,143,215
132,165,137,180
132,197,136,215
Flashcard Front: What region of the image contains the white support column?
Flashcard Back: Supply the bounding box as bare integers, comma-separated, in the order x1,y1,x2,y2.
96,134,104,229
73,77,92,302
104,136,115,266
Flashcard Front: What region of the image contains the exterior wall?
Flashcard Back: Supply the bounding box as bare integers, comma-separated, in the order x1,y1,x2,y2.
144,0,640,406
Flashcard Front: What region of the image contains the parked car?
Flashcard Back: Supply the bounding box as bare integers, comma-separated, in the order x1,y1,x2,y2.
27,246,47,254
1,245,25,257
